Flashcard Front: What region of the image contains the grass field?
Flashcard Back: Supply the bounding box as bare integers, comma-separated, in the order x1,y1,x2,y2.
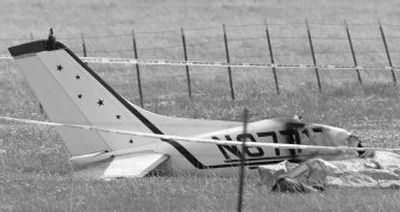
2,0,400,211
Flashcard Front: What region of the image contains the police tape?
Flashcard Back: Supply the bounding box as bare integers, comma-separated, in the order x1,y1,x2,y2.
1,54,400,71
1,116,400,152
79,57,400,71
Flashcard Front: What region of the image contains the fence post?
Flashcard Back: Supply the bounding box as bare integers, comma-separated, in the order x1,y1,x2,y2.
181,27,193,100
30,32,34,41
379,21,397,85
305,19,322,92
223,24,235,100
131,30,144,108
344,20,363,85
264,19,280,95
81,33,87,57
237,108,249,212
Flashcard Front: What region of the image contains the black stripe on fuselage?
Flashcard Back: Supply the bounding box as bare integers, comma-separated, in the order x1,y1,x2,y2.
206,158,302,168
223,154,307,163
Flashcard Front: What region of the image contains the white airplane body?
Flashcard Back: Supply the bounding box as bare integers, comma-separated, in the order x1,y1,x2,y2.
8,36,362,179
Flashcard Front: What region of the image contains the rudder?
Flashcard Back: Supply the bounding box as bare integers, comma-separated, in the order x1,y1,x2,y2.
9,39,159,156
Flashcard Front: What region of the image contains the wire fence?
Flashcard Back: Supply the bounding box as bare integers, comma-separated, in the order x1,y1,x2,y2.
2,20,400,105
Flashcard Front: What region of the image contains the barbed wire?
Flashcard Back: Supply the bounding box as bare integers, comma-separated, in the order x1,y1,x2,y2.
2,41,399,58
1,47,398,58
137,45,183,52
3,22,400,62
228,36,266,42
2,21,400,41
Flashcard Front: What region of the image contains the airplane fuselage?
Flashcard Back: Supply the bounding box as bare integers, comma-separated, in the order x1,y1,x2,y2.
146,119,332,175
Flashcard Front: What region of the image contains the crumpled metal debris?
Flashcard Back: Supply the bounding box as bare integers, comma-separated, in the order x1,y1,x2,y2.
259,151,400,192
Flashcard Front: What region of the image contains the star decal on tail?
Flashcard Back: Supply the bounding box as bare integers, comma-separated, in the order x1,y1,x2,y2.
97,99,104,106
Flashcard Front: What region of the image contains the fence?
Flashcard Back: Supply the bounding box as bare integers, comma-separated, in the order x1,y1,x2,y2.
2,20,400,106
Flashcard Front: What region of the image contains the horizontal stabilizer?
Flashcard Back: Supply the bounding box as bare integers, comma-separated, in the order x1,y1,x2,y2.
102,152,169,179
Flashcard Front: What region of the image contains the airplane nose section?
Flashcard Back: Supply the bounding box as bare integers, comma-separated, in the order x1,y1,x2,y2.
348,134,365,156
347,134,361,146
302,124,363,159
322,125,365,157
321,125,351,145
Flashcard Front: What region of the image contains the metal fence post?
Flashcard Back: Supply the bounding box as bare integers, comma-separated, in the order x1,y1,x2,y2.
265,19,280,95
223,24,235,100
344,20,363,85
305,19,322,92
81,33,87,57
237,108,249,212
181,27,193,100
379,21,397,85
132,30,144,108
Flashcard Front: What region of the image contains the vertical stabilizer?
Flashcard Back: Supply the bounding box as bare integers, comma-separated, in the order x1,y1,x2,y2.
9,39,160,156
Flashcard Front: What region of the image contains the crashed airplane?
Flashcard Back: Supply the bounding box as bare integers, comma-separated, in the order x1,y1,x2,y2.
8,33,364,180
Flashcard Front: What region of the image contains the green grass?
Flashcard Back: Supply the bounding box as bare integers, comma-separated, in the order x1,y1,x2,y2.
2,0,400,211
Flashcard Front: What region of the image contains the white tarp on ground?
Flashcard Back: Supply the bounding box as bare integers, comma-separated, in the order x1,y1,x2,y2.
259,151,400,192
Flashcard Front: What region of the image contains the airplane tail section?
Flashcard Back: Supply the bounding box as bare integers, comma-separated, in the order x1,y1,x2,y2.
8,38,163,156
9,35,241,156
